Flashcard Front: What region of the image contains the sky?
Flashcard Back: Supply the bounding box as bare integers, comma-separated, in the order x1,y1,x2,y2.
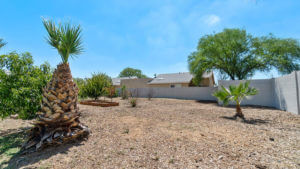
0,0,299,79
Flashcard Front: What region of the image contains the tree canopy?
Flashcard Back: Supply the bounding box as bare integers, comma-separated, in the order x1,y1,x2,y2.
119,67,147,78
0,52,52,119
188,28,300,81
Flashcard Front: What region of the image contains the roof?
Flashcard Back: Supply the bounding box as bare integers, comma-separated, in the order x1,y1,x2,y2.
148,72,213,84
112,76,137,86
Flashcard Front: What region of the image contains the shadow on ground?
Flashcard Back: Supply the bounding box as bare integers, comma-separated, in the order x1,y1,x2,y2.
0,128,88,169
220,116,270,125
195,100,218,104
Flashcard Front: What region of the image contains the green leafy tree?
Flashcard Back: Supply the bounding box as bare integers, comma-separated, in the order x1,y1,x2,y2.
0,52,52,119
213,81,258,119
188,28,300,82
82,73,112,100
119,67,147,78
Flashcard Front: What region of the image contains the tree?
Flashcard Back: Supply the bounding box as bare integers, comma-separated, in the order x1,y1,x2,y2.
188,28,300,82
22,19,89,152
119,67,147,78
0,38,6,49
213,81,258,119
0,52,52,119
81,73,112,100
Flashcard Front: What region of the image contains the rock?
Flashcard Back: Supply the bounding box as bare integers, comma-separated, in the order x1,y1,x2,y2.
10,114,19,119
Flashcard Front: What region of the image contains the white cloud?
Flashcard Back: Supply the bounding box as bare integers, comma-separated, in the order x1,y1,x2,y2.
203,14,220,26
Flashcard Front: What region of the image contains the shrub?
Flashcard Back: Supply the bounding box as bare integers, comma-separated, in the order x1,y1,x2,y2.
105,86,118,102
0,52,52,119
81,73,112,100
129,98,137,107
73,77,87,99
121,85,128,99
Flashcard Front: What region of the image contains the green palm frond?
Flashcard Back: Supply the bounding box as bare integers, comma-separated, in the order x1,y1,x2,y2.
0,39,6,49
42,18,83,63
213,81,258,105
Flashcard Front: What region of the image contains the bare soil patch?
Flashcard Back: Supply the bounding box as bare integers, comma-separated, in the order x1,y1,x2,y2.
1,98,300,169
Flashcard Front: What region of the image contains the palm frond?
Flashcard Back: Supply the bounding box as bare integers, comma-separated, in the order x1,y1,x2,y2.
0,39,7,49
42,18,83,63
214,81,258,106
42,19,60,49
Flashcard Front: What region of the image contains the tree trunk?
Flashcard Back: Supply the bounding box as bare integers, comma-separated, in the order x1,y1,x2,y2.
234,103,245,119
22,63,90,152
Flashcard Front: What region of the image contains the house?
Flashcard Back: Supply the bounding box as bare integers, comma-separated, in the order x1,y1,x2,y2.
120,78,153,88
148,72,215,88
112,76,137,88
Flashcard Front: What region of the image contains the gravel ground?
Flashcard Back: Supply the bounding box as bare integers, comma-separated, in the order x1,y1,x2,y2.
2,98,300,169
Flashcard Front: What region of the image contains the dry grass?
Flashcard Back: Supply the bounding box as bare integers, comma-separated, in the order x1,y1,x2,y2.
1,98,300,169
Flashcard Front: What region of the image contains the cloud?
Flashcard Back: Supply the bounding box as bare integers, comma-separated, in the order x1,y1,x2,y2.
203,14,220,26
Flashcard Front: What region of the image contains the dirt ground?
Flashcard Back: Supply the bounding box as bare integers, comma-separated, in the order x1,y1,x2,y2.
1,98,300,169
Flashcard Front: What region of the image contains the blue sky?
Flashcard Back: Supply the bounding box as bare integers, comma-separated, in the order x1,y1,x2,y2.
0,0,299,79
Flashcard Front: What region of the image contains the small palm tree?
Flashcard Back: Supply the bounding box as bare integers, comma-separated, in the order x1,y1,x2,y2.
23,19,89,152
213,81,258,119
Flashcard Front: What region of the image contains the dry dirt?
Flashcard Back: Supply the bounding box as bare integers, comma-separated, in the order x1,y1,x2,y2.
1,98,300,169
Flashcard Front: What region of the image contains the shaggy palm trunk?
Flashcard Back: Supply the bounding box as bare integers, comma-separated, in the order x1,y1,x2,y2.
22,63,89,152
234,102,244,119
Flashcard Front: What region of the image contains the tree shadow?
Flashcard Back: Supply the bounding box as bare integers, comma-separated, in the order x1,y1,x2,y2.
0,128,88,169
0,127,28,158
195,100,218,104
220,116,270,125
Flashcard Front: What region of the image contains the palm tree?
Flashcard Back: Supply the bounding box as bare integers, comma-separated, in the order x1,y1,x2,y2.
0,38,6,49
213,81,258,119
23,19,89,152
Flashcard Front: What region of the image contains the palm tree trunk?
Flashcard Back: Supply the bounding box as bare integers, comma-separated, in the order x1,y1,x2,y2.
234,102,245,119
22,63,89,152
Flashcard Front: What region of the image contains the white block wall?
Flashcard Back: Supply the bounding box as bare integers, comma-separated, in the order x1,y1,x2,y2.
128,87,217,101
123,71,300,115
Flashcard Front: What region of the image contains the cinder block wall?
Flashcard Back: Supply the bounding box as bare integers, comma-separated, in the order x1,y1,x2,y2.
123,71,300,115
127,87,217,101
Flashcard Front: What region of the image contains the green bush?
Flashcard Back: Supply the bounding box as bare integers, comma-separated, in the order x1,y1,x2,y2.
73,77,87,99
81,73,112,100
129,98,137,107
0,52,52,119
